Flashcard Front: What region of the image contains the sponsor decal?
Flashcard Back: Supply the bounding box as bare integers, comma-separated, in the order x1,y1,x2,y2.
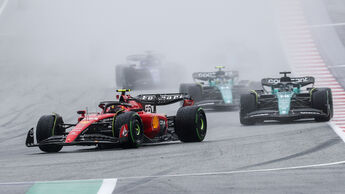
159,94,183,100
145,104,153,113
250,113,270,117
267,79,280,84
120,124,128,137
267,77,311,84
291,77,310,82
197,72,216,78
300,112,320,115
140,94,183,101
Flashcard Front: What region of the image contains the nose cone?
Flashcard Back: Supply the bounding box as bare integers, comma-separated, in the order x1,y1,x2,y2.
277,92,293,115
218,86,233,104
65,132,78,143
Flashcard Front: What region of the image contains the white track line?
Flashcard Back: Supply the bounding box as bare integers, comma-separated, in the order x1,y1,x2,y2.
1,161,344,185
0,0,8,16
279,0,345,142
309,22,345,28
117,160,345,180
329,122,345,142
97,179,117,194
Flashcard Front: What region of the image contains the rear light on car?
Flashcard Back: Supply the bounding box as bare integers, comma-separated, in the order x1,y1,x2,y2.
183,99,194,107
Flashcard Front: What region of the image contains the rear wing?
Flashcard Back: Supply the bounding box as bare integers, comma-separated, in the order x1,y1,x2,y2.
261,76,315,87
135,93,192,106
126,54,147,62
192,71,239,81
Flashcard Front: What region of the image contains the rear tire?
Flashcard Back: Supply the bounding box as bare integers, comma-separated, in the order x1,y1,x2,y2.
114,111,144,148
36,114,64,153
240,94,257,125
312,88,333,122
179,84,202,103
175,106,207,142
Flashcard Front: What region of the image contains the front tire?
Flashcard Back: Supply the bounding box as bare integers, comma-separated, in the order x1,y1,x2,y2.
312,88,333,122
36,114,64,153
114,111,144,148
175,106,207,142
240,94,257,125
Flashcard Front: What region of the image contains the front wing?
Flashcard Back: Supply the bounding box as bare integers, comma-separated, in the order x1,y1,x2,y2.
25,128,119,147
243,108,327,122
195,100,238,109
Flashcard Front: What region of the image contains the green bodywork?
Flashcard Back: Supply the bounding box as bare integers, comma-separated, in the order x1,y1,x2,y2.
209,79,234,104
272,86,301,115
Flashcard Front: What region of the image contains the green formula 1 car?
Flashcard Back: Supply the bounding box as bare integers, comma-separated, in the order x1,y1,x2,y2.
180,66,258,110
240,72,333,125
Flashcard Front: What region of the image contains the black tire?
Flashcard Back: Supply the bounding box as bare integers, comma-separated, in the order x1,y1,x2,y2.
312,88,333,122
114,111,144,148
240,93,257,125
179,83,202,102
36,114,64,153
175,106,207,142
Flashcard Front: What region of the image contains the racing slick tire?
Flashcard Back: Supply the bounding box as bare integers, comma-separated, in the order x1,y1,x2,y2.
179,84,202,102
114,111,144,148
240,94,257,125
175,106,207,142
36,114,64,153
312,88,333,122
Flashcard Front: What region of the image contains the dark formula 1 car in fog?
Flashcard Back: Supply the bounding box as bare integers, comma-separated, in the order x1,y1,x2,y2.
26,89,207,153
240,72,333,125
180,66,258,110
116,53,163,89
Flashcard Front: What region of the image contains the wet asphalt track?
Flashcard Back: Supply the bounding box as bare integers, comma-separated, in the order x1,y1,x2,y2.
1,1,345,193
1,100,345,193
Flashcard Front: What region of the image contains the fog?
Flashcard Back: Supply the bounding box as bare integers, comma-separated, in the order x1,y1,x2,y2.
1,0,286,83
0,0,287,124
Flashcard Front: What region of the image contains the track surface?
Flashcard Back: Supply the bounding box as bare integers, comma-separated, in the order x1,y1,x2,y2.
1,102,345,193
1,0,345,193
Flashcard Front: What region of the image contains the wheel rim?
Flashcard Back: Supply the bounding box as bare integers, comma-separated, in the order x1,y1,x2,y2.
130,117,143,145
135,123,141,135
196,109,206,140
200,117,205,131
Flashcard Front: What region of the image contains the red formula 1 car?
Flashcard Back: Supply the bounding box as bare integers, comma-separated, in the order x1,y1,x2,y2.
25,89,207,153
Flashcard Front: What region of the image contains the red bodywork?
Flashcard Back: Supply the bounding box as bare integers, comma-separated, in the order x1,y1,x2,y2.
65,93,193,144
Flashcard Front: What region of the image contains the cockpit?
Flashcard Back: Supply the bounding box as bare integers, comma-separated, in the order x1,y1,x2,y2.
271,72,300,94
272,82,300,93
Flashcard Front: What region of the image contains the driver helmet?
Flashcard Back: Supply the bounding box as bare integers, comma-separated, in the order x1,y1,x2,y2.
215,70,225,77
280,76,291,82
106,105,123,113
